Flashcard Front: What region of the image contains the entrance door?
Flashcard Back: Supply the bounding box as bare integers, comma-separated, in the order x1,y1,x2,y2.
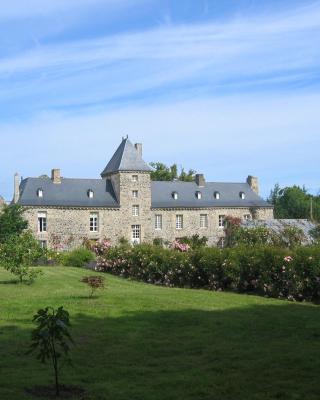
131,225,141,244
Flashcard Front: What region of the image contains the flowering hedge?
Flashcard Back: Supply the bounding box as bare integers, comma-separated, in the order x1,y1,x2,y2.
92,242,320,302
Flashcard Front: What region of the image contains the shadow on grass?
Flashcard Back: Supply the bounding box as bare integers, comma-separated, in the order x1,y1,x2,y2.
0,279,20,284
1,303,320,400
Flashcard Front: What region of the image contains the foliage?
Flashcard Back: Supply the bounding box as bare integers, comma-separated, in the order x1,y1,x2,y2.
0,204,28,244
27,306,73,397
95,242,320,302
268,184,320,221
171,240,190,252
150,162,196,182
0,231,43,283
178,234,208,249
80,275,105,298
310,224,320,243
61,247,95,268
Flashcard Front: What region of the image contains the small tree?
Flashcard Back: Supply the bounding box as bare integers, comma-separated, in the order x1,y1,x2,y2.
80,276,105,298
27,307,73,397
0,204,28,244
0,231,43,283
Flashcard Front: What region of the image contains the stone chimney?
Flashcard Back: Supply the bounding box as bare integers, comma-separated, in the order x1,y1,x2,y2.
134,143,142,157
51,168,61,184
13,173,20,203
195,174,205,187
247,175,259,194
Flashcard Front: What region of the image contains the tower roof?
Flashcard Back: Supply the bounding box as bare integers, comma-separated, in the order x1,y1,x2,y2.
101,137,152,176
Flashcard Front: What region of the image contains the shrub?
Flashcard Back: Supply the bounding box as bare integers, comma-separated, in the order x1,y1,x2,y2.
81,276,105,298
94,242,320,302
178,235,208,249
62,247,95,268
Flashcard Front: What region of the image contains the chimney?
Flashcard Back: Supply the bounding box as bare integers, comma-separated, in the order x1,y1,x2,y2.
13,173,20,203
195,174,205,187
51,168,61,184
247,175,259,195
134,143,142,157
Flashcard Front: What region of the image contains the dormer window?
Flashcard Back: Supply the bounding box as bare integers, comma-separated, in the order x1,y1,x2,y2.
196,191,202,199
240,191,245,199
88,189,94,198
214,191,220,200
37,188,43,198
172,192,178,200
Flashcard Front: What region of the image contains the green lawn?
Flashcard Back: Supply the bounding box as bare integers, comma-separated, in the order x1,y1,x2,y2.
1,266,320,400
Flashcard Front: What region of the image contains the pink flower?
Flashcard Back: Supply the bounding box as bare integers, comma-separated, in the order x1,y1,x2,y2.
284,256,293,263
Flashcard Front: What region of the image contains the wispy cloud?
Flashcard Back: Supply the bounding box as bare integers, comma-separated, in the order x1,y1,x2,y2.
0,1,319,119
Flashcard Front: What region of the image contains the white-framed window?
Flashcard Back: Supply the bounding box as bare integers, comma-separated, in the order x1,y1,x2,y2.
132,205,139,217
240,191,246,199
196,191,202,199
218,237,225,248
176,214,183,230
132,190,138,198
214,191,220,200
244,214,251,221
218,215,225,228
37,188,43,198
88,189,94,198
132,175,138,182
90,213,99,232
132,225,141,241
155,214,162,230
200,214,208,228
172,192,178,200
38,240,47,249
37,212,47,232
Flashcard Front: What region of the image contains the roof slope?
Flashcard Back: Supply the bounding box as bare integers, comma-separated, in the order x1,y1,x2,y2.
151,181,272,208
101,137,152,176
18,178,119,208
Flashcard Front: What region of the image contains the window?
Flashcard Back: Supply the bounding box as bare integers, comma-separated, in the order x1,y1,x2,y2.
172,192,178,200
218,215,225,228
155,214,162,230
200,214,208,228
244,214,251,221
240,191,246,199
38,240,47,249
132,190,138,198
88,189,94,198
132,205,139,217
90,213,98,232
196,191,202,199
132,175,138,182
217,237,225,248
132,225,141,242
37,188,43,198
176,214,183,230
37,212,47,232
214,191,220,200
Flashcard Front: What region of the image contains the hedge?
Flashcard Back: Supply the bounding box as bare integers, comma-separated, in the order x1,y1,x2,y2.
94,243,320,302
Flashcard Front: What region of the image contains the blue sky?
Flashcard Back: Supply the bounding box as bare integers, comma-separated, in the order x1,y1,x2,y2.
0,0,319,200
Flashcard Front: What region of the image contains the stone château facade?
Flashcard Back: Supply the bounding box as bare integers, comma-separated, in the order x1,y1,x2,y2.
14,137,273,249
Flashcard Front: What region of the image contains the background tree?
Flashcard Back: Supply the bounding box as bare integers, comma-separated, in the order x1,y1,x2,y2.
0,204,28,244
150,162,196,182
268,184,320,221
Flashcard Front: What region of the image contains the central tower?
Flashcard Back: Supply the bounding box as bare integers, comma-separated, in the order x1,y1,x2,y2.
101,137,152,243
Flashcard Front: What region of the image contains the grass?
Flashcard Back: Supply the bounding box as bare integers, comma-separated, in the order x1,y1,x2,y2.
1,266,320,400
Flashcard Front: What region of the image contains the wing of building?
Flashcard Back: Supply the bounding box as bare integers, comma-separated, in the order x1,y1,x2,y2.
14,137,273,249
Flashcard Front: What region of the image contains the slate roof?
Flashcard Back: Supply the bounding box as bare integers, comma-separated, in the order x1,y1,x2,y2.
18,178,119,208
18,178,271,209
151,181,272,208
100,137,152,176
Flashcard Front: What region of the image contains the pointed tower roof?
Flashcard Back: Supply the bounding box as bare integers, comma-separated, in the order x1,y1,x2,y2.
101,137,152,177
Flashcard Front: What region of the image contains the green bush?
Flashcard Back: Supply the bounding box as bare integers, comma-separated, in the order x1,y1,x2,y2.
62,247,95,268
95,243,320,302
